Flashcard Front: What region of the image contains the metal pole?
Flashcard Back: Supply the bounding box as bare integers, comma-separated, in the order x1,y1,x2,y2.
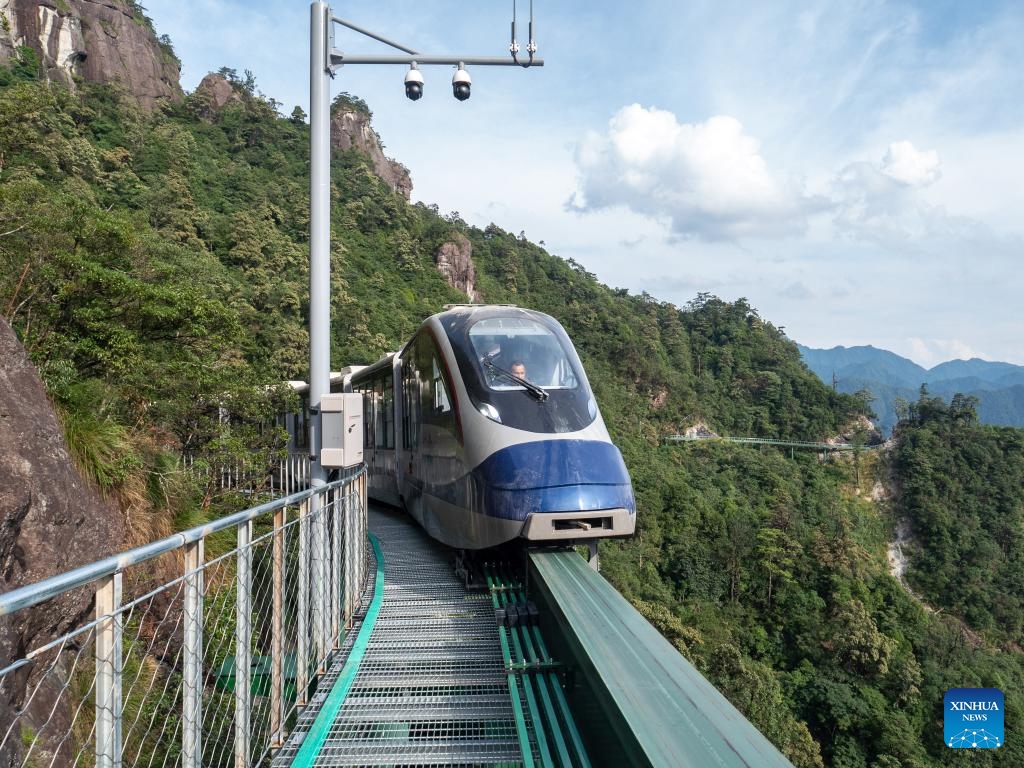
310,0,331,492
329,54,544,66
235,520,252,768
309,6,331,687
183,540,204,768
95,572,122,768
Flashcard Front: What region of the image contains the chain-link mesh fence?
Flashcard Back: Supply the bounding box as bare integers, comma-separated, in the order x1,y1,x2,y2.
0,469,367,768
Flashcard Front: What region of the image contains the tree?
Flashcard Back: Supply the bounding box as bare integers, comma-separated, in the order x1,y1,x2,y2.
756,526,800,610
831,600,897,677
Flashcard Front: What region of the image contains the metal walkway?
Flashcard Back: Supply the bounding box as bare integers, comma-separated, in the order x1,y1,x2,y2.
278,507,525,766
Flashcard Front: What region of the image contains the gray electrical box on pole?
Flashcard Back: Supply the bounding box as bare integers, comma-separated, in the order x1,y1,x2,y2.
319,393,363,468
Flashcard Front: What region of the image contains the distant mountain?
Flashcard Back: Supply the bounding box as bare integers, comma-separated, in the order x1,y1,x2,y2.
799,344,927,388
928,358,1024,384
797,345,1024,434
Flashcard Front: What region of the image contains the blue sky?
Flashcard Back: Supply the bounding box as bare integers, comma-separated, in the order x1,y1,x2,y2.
143,0,1024,366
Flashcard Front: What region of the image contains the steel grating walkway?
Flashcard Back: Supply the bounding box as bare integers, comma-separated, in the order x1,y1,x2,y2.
276,507,527,767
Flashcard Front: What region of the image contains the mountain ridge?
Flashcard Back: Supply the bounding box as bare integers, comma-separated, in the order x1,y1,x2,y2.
798,343,1024,432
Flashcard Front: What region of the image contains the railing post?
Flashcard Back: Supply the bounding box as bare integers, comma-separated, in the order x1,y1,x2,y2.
312,490,328,672
296,498,309,707
322,487,331,658
343,483,356,626
359,473,368,600
361,473,368,585
95,571,122,768
182,540,204,768
271,506,286,746
235,520,252,768
331,485,342,647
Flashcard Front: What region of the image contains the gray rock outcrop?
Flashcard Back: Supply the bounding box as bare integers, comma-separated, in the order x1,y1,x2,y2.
0,318,124,765
331,105,413,199
435,234,482,303
0,0,182,110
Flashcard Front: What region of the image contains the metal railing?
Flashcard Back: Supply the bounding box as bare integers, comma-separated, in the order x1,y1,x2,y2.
180,450,311,495
664,434,878,451
0,467,367,768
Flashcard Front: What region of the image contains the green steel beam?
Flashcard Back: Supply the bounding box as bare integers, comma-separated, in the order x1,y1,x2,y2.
528,550,794,768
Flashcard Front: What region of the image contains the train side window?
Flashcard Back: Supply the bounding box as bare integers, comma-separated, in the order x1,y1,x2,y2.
417,332,456,437
432,358,451,414
402,349,419,449
374,378,385,448
293,403,310,455
357,386,370,448
383,376,395,449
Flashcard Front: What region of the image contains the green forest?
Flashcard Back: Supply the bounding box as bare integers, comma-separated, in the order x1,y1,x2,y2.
893,392,1024,637
2,57,1023,767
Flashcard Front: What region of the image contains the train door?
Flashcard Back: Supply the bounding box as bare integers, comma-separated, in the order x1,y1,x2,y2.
400,337,423,521
356,380,376,477
417,331,462,494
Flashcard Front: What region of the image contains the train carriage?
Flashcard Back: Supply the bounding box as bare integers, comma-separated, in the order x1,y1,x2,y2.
340,305,635,550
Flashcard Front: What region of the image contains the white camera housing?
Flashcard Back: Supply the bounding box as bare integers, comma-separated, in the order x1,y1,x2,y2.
404,66,424,101
452,66,471,101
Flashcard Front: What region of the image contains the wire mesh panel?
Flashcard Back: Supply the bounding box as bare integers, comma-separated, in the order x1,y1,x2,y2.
0,621,98,766
0,469,367,768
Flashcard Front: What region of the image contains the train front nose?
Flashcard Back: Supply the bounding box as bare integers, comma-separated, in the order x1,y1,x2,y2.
473,440,636,540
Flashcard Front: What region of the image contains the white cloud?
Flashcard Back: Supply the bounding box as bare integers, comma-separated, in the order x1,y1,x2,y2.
880,140,941,186
828,140,991,244
569,105,812,241
906,338,991,369
638,273,728,294
781,281,814,300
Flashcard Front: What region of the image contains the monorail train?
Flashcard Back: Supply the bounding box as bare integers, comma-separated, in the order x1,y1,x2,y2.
296,305,636,550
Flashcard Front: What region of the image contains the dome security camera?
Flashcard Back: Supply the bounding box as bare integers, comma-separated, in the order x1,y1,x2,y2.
404,65,424,101
452,65,471,101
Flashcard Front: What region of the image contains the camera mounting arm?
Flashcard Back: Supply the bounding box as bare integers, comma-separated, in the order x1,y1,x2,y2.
324,12,543,73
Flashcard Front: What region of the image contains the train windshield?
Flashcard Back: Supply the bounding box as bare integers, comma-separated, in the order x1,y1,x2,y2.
444,312,597,433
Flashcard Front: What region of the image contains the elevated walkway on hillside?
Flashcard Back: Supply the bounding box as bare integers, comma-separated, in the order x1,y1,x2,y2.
664,434,881,451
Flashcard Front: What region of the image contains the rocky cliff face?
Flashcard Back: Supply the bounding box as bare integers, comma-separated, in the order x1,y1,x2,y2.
0,0,182,110
435,233,482,302
331,105,413,200
0,318,125,765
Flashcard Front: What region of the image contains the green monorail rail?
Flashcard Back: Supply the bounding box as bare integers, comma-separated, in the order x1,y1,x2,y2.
487,566,592,768
528,550,794,768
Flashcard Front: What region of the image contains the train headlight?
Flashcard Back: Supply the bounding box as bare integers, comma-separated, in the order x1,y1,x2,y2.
588,396,598,420
478,403,501,423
